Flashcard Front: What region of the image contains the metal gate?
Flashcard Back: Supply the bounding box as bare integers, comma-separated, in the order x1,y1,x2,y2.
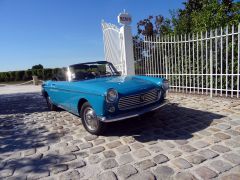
102,21,125,74
134,24,240,98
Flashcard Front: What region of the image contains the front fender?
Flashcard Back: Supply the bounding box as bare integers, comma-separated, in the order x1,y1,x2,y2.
71,93,106,117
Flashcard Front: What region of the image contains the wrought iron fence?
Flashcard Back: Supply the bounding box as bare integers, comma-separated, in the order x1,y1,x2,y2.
134,24,240,98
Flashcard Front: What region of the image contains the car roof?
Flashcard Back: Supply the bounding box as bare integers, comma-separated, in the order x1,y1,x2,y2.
69,61,109,67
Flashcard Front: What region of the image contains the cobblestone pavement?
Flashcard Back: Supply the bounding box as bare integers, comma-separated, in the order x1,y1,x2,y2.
0,91,240,180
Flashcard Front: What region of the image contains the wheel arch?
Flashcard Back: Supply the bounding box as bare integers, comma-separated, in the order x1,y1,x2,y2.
42,90,48,98
78,98,88,116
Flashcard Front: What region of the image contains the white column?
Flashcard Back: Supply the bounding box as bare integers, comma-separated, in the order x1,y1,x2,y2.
120,25,135,75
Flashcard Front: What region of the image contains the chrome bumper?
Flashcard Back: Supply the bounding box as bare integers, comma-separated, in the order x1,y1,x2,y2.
99,100,169,123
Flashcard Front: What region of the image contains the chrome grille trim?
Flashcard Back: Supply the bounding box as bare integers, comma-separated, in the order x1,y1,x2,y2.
118,89,159,110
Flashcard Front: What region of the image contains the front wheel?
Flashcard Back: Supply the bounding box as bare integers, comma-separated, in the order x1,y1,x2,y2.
80,102,105,135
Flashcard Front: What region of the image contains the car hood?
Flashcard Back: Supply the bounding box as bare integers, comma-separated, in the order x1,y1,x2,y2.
72,76,158,96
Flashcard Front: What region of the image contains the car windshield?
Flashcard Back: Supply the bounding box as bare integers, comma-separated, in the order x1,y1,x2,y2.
68,61,120,81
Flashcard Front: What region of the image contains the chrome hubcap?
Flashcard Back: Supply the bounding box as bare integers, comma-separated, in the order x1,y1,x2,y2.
84,107,98,131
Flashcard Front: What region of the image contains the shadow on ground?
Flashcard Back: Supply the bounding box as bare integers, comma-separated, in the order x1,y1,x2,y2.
105,103,225,141
0,92,48,114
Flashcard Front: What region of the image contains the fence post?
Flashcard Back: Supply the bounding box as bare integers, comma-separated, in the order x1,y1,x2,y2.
210,30,213,98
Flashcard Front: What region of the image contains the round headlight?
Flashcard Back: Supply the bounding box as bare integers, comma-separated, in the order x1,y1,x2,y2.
106,89,118,103
162,80,169,90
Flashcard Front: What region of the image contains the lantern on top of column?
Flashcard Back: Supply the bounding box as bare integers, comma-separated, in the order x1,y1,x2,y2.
118,10,132,26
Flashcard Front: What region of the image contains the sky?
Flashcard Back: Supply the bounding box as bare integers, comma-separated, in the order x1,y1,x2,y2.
0,0,184,72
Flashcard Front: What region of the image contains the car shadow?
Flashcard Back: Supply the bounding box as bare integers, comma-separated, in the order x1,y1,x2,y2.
104,103,225,141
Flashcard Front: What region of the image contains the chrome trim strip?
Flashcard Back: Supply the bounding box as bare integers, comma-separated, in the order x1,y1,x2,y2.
99,100,169,122
47,86,103,96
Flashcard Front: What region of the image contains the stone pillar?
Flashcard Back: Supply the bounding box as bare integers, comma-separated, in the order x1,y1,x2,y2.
32,76,39,85
120,25,135,75
118,11,135,75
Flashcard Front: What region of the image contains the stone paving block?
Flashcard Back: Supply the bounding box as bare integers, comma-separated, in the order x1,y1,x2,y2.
37,146,50,153
58,153,76,163
135,159,156,170
106,141,122,149
223,153,240,165
195,166,218,179
172,158,192,169
93,138,105,145
221,174,240,180
23,148,36,157
117,164,138,179
175,172,197,180
88,154,102,164
98,171,117,180
50,164,68,174
185,154,206,164
224,140,240,148
27,170,50,180
79,142,93,150
216,123,231,130
210,160,233,173
164,141,175,148
89,146,105,154
122,136,135,144
59,170,83,180
193,140,210,148
68,159,86,169
198,149,219,159
101,159,118,170
153,166,174,179
148,145,163,153
103,150,116,158
153,154,169,164
168,150,182,158
174,139,189,145
131,142,144,150
75,151,89,158
107,136,120,142
214,132,231,140
116,145,131,154
225,129,240,136
117,153,134,165
180,144,197,152
66,145,80,153
128,172,156,180
0,168,14,178
211,144,231,153
84,134,98,141
134,149,151,159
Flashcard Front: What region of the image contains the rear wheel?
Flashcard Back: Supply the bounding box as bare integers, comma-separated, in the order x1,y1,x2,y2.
80,102,105,135
46,96,58,111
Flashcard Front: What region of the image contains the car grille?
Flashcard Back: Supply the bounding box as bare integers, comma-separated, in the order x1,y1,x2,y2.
118,88,159,111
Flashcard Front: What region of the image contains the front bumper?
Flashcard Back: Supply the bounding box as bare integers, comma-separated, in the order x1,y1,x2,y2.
99,100,169,122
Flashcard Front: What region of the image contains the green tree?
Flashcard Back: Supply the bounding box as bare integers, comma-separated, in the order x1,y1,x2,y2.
136,0,240,36
136,15,173,37
172,0,239,34
32,64,44,70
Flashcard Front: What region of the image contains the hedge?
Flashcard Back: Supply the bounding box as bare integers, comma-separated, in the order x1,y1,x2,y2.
0,68,64,82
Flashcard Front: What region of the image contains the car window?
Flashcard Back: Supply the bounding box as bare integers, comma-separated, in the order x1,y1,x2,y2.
68,62,120,81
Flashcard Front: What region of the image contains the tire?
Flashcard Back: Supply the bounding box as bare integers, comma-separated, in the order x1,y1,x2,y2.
46,96,58,111
80,102,105,135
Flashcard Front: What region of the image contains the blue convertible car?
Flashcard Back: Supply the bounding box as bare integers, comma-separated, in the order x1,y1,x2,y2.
42,61,169,134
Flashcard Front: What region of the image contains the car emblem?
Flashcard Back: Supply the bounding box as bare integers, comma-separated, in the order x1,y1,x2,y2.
140,95,145,102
